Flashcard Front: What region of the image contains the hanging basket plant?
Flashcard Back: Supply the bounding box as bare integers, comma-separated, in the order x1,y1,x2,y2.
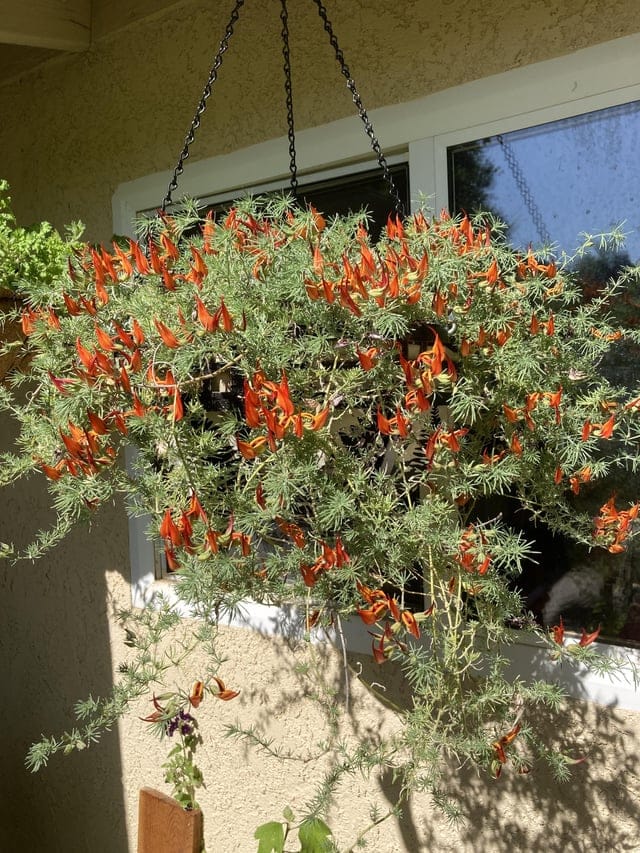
5,193,640,825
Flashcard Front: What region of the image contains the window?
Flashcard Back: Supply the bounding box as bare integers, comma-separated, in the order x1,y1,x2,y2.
447,101,640,646
448,100,640,257
116,32,640,707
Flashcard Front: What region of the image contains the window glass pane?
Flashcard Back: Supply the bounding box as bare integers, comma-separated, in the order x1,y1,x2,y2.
296,163,409,241
448,100,640,259
448,102,640,645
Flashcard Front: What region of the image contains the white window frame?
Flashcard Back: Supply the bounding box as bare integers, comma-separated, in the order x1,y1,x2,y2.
114,32,640,709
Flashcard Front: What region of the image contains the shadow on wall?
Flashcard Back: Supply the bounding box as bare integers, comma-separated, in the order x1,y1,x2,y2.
360,647,639,852
0,400,130,852
236,610,639,853
390,700,640,853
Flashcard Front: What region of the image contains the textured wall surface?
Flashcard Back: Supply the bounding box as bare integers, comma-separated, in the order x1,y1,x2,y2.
107,569,640,853
1,1,639,851
0,405,131,852
0,0,639,239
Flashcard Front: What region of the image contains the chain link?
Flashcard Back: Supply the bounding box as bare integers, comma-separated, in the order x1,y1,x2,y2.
311,0,404,215
280,0,298,196
497,134,551,246
160,0,246,212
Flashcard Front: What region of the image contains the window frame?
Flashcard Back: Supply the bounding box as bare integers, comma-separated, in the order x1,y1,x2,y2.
114,32,640,709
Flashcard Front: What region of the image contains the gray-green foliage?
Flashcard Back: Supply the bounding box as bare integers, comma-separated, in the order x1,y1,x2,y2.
4,194,640,842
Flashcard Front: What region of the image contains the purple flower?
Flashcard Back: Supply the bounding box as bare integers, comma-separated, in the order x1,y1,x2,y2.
167,710,195,737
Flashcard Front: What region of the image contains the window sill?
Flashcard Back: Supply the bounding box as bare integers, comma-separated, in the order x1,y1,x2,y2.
131,566,640,712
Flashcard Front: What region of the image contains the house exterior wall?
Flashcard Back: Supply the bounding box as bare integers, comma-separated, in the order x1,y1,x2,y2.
0,2,638,851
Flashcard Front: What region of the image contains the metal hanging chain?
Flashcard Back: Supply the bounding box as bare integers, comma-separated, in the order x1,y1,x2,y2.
280,0,299,196
311,0,404,216
160,0,246,212
497,134,551,246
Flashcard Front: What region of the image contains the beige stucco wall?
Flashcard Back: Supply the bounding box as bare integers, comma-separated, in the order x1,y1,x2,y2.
1,0,639,240
1,2,639,851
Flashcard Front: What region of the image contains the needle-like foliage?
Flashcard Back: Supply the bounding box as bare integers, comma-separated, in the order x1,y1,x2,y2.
4,193,640,830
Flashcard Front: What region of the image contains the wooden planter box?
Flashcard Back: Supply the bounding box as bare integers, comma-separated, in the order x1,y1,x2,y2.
0,291,26,382
137,788,203,853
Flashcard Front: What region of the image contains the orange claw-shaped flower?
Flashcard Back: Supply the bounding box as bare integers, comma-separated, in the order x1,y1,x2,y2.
237,436,268,460
189,681,205,708
213,676,239,701
140,694,166,723
401,610,421,639
154,318,181,349
551,617,565,646
578,626,601,647
492,722,522,777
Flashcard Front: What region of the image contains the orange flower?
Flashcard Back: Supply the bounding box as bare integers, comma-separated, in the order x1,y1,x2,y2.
276,517,306,549
212,676,239,701
551,617,565,645
299,538,349,587
237,436,268,460
510,433,523,455
593,497,639,552
492,723,521,778
307,408,329,431
401,610,421,639
127,240,148,276
503,404,519,423
357,601,388,624
189,681,205,708
154,318,181,349
194,296,217,332
185,246,208,286
217,299,234,333
377,403,414,438
356,347,379,371
172,387,184,422
598,413,615,439
87,411,108,435
578,626,601,647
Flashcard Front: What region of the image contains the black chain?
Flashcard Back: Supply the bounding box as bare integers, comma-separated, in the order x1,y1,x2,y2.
160,0,402,215
160,0,245,212
280,0,298,196
311,0,404,216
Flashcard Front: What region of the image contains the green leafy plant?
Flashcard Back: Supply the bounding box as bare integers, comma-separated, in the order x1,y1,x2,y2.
255,808,334,853
3,192,640,844
0,180,77,295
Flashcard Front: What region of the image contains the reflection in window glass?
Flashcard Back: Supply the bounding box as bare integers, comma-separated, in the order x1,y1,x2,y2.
204,163,409,243
295,164,409,242
449,100,640,260
448,102,640,646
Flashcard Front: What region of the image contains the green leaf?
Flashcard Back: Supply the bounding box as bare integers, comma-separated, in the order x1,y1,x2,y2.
254,821,286,853
282,805,295,823
298,818,333,852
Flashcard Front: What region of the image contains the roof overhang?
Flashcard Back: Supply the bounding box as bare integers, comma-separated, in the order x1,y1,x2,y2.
0,0,91,52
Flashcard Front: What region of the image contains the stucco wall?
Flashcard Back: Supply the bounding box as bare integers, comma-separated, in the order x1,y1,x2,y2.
109,567,640,852
1,0,639,239
1,2,639,851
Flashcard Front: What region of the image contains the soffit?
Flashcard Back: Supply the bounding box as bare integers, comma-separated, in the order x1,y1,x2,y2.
0,0,190,84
